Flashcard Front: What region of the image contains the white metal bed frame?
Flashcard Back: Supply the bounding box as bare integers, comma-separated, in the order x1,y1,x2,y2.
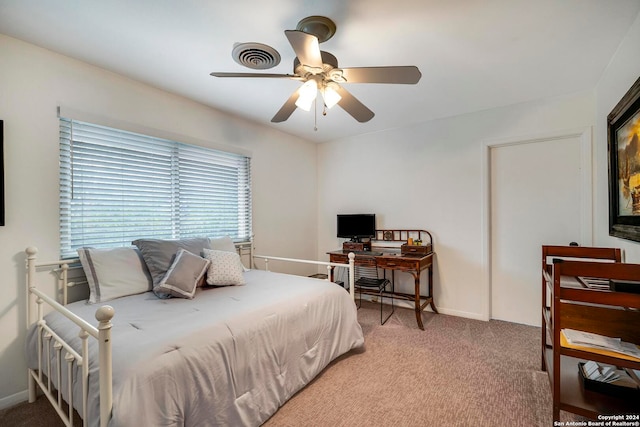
25,243,356,427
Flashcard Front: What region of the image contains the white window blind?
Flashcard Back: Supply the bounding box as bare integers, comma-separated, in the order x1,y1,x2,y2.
59,118,251,258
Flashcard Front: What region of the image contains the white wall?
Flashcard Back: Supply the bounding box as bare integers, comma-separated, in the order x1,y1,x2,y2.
0,35,318,406
595,11,640,260
318,91,595,320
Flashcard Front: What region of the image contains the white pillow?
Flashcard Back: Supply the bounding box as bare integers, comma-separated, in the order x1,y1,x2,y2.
77,247,152,303
209,236,249,271
203,248,246,286
154,249,210,299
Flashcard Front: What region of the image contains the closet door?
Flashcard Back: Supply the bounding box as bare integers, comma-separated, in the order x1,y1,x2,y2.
490,134,586,326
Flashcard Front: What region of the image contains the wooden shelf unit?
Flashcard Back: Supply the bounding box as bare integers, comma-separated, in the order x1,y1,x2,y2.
374,229,432,245
541,245,640,421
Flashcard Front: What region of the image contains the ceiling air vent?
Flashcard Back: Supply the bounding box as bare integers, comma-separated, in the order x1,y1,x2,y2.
232,43,281,70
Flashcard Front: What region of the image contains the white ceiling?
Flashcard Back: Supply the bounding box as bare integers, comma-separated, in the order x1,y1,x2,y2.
1,0,639,143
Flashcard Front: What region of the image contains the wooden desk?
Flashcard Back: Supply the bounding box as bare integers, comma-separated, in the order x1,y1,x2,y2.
328,249,438,330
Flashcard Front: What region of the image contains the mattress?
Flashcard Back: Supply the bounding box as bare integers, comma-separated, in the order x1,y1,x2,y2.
26,269,364,426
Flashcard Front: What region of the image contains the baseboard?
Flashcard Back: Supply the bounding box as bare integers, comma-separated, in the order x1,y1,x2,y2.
367,296,487,321
435,306,486,321
0,389,28,411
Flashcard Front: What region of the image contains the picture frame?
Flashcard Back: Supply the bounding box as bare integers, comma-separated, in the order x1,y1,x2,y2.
608,76,640,242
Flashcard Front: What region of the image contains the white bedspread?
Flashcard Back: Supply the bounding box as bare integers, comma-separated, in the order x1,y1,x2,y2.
26,270,364,426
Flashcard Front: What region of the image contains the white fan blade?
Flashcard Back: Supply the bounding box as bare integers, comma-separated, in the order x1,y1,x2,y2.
210,72,303,80
340,66,422,84
271,90,300,123
285,30,323,69
335,86,375,123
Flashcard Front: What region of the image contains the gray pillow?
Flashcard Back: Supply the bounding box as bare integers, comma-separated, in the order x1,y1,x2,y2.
209,236,237,253
132,237,211,286
154,249,210,299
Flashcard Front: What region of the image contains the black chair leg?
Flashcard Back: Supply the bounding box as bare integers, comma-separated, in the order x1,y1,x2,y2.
380,289,394,325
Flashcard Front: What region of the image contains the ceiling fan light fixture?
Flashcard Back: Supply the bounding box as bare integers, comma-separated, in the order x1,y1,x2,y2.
321,83,341,109
295,80,318,111
328,68,346,83
211,17,417,125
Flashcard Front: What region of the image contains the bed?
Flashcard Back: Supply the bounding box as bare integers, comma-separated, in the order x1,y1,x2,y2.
24,239,361,427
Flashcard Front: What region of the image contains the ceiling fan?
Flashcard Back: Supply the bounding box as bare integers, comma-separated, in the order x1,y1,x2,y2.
210,16,421,124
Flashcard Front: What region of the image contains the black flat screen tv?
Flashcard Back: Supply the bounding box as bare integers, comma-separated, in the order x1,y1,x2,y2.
337,214,376,241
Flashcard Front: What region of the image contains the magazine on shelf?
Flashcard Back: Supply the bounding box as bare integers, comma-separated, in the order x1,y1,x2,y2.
561,329,640,360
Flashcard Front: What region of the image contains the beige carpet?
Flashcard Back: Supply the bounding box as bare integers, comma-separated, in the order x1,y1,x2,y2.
1,302,585,426
266,302,563,427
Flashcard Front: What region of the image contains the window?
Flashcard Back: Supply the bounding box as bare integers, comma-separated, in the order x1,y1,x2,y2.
59,118,251,258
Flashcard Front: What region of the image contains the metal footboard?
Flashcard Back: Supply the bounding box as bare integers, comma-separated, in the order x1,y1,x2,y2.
252,252,356,300
26,247,114,427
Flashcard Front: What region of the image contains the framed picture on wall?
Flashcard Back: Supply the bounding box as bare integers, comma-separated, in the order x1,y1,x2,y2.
608,75,640,242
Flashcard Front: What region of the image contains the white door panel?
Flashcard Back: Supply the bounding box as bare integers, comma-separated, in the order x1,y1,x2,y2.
490,136,583,326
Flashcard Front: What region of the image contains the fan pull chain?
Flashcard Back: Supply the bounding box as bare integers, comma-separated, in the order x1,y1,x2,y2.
314,96,318,131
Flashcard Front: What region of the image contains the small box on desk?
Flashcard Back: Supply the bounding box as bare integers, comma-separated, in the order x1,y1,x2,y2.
401,243,432,255
343,241,371,252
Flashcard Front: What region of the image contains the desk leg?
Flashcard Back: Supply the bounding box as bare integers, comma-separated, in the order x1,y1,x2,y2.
411,271,425,330
428,266,439,314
